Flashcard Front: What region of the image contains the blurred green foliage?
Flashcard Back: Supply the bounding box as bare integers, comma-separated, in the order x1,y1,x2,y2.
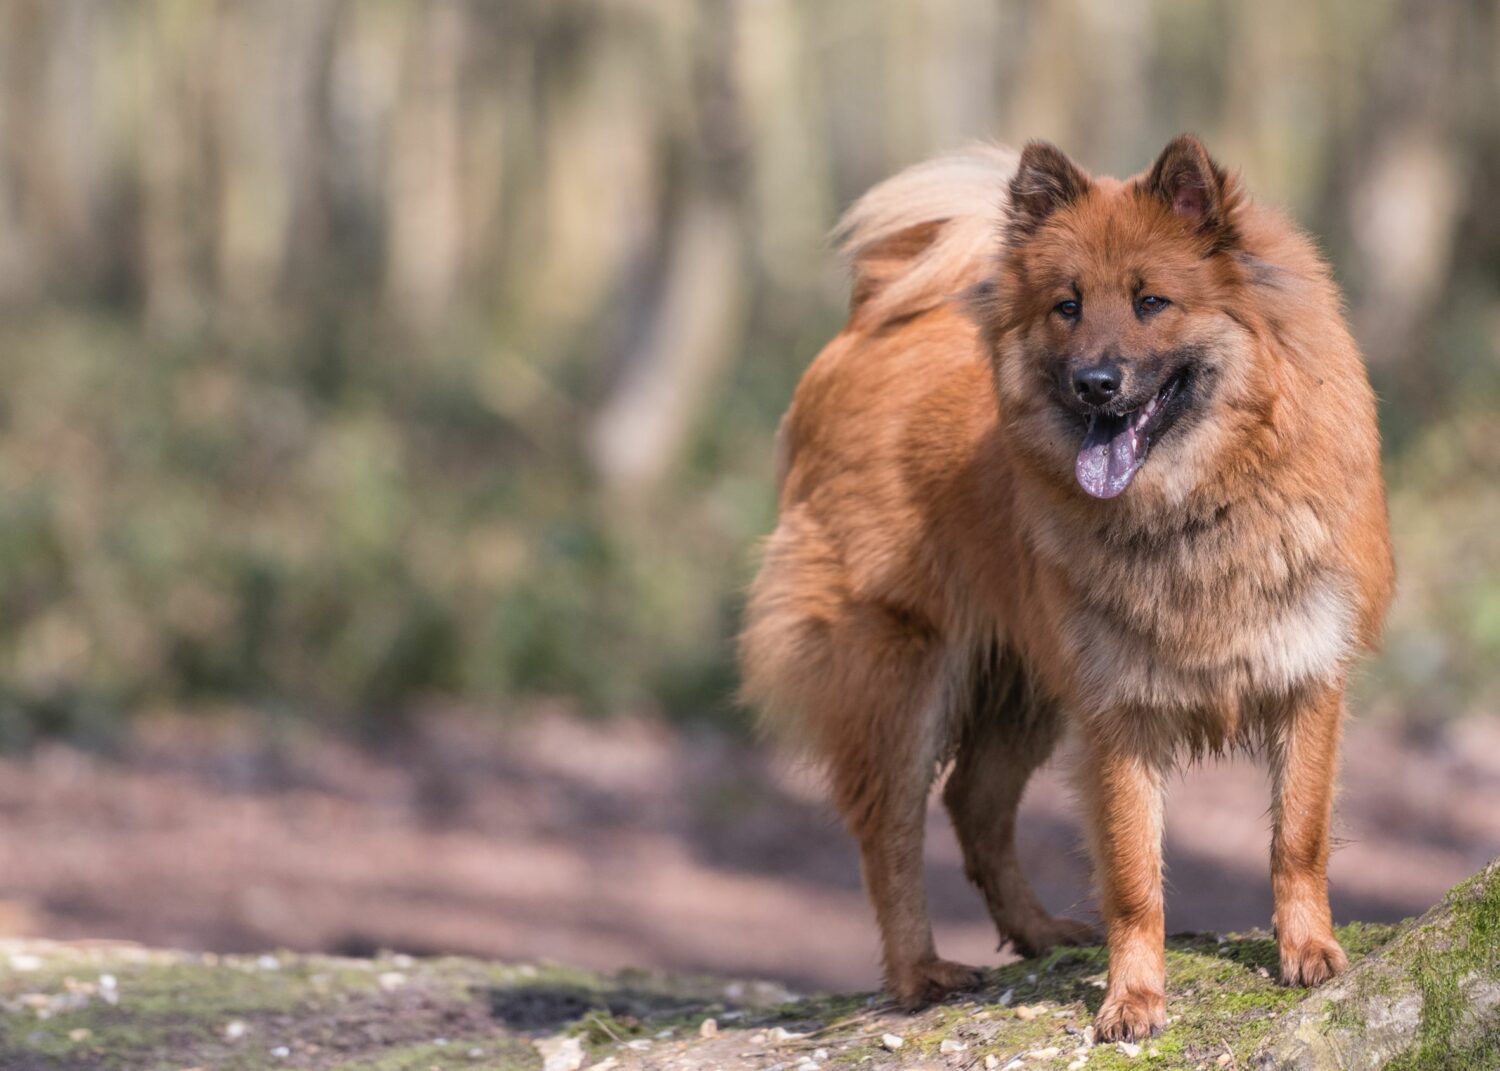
0,308,788,726
0,0,1495,732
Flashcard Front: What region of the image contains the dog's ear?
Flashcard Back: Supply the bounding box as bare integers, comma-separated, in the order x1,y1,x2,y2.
1007,141,1089,242
1144,134,1239,246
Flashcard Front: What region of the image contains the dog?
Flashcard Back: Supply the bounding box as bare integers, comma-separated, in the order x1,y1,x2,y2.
738,135,1393,1041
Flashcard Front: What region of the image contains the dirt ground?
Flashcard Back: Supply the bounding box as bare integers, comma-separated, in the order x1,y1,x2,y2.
0,708,1493,994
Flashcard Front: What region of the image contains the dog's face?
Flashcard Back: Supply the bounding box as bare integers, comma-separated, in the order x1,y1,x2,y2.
983,136,1270,504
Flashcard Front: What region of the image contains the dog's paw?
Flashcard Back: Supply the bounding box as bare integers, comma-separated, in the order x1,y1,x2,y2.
888,957,984,1009
1009,914,1098,958
1093,987,1166,1043
1279,934,1348,988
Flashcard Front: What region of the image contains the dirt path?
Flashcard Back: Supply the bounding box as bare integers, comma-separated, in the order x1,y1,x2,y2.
0,924,1406,1070
0,710,1493,993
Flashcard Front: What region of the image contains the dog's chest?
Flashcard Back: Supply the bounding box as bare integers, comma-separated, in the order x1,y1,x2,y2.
1037,502,1356,712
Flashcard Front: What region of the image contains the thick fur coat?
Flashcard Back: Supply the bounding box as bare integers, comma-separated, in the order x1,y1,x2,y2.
738,136,1393,1041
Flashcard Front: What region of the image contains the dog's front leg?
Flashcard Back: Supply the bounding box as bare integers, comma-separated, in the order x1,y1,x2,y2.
1271,682,1348,987
1080,737,1167,1042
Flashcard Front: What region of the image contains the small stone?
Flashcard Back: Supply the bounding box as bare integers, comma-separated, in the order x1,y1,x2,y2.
984,1057,1000,1070
880,1033,904,1051
270,1046,290,1059
998,987,1015,1006
1015,1005,1038,1021
224,1020,248,1041
1117,1040,1142,1058
377,971,407,990
699,1017,718,1038
1029,1048,1060,1060
535,1035,585,1071
1002,1060,1026,1071
8,954,41,972
769,1026,805,1044
67,1028,91,1042
940,1038,967,1053
1216,1055,1232,1067
813,1048,829,1060
624,1039,652,1051
1068,1059,1088,1071
1082,1025,1096,1047
256,955,281,971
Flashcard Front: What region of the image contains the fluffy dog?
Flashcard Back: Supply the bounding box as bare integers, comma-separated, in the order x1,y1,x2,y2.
738,135,1393,1041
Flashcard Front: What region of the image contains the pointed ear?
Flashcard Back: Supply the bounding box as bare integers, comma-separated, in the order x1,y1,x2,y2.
1007,141,1090,242
1144,134,1238,245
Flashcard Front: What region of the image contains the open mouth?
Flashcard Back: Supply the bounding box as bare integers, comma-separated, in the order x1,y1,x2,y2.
1074,370,1187,499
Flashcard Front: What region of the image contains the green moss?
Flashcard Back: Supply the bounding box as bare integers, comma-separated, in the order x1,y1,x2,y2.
0,916,1425,1071
1383,864,1500,1070
332,1039,540,1071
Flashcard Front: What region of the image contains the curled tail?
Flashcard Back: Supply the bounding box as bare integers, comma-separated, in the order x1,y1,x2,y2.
834,144,1017,330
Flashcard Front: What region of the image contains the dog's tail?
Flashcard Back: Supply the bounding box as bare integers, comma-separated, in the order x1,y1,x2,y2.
834,144,1017,330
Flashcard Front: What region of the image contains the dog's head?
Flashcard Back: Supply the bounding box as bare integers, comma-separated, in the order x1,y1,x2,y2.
977,135,1274,504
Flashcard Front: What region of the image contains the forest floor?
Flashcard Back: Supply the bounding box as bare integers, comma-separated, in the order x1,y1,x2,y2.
0,921,1420,1070
0,709,1494,994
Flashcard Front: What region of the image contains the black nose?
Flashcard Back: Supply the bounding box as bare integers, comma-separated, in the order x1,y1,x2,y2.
1072,363,1122,407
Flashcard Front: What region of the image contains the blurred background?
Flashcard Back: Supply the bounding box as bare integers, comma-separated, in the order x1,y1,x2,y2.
0,0,1496,992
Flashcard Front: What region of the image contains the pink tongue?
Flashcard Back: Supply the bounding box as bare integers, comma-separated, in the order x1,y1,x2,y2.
1075,415,1140,499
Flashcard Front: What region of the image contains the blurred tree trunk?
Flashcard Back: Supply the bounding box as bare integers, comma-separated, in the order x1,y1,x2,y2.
136,4,215,330
1332,0,1466,419
588,0,748,497
385,0,466,333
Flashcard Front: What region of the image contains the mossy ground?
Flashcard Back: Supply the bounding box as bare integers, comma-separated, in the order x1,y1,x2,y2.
0,924,1403,1071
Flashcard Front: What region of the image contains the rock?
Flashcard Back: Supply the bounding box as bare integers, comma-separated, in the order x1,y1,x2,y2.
0,861,1492,1071
1256,855,1500,1070
535,1035,585,1071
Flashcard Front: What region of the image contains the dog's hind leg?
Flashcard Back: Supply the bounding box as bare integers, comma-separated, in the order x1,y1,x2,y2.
819,609,982,1009
740,515,980,1007
943,664,1096,957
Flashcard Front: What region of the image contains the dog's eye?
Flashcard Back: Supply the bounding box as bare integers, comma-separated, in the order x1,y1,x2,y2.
1137,295,1170,314
1054,299,1081,319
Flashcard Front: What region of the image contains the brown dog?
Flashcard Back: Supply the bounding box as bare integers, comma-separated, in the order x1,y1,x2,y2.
738,135,1393,1041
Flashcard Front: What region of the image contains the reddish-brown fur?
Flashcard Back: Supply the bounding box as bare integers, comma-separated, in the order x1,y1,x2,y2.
738,136,1394,1040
